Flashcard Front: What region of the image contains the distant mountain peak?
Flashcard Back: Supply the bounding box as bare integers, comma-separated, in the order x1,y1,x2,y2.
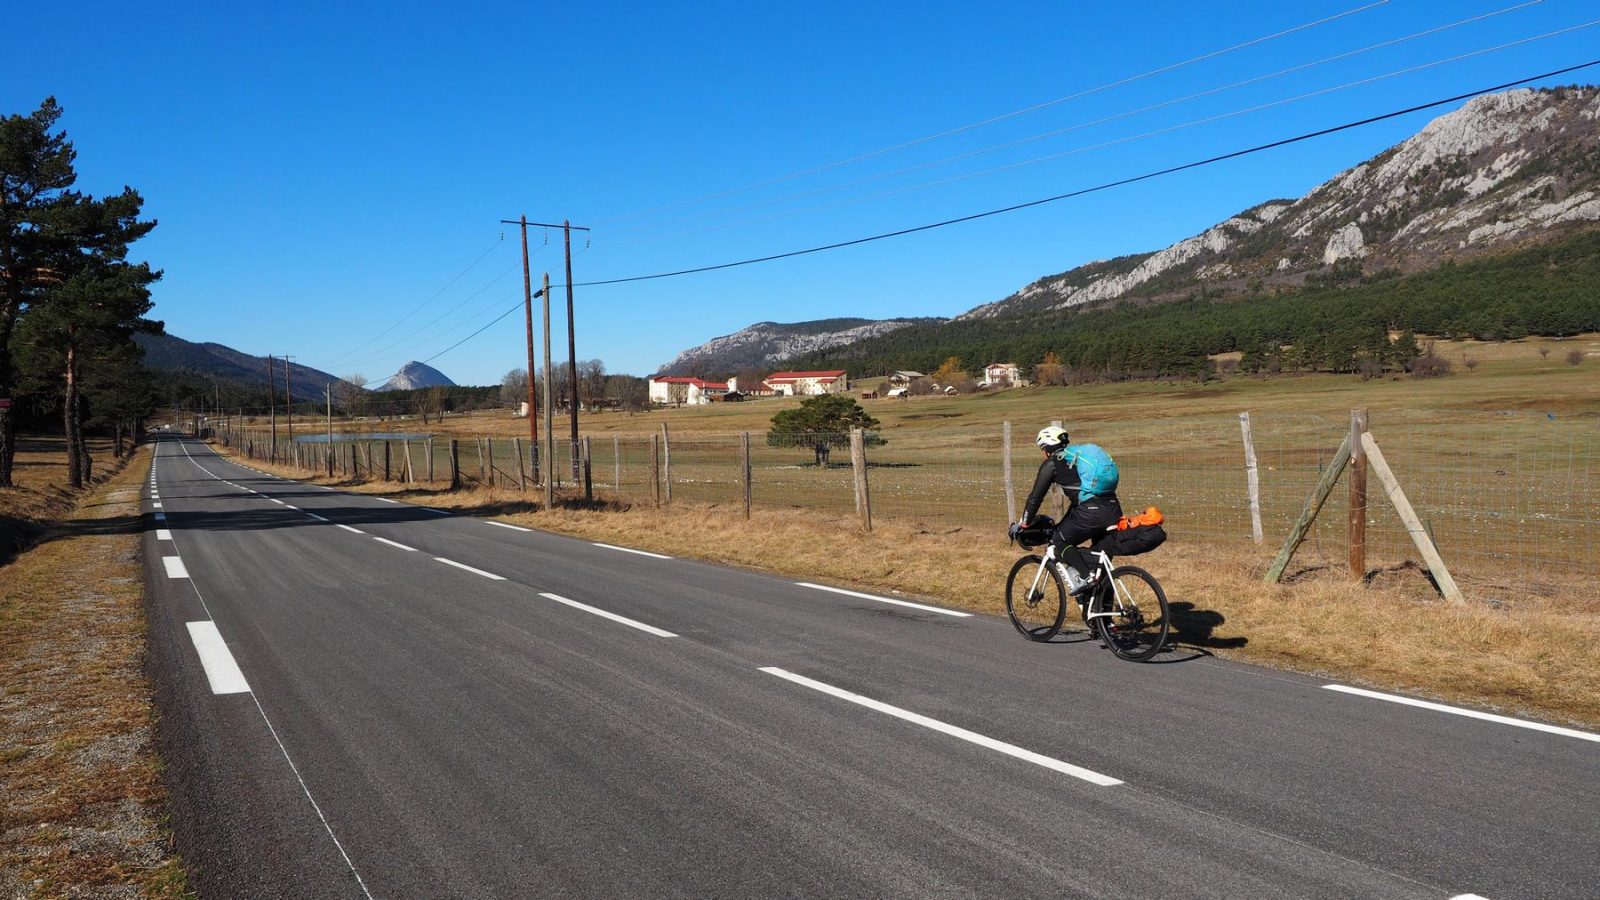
378,361,455,392
661,317,944,374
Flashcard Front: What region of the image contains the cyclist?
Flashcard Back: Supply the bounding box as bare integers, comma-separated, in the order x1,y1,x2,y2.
1009,425,1122,594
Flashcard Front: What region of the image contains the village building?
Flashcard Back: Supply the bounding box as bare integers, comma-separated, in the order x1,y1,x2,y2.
983,362,1023,387
763,370,849,396
887,370,925,388
648,375,730,406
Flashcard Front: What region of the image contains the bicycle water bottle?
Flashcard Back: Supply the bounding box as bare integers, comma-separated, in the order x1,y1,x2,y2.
1058,561,1087,594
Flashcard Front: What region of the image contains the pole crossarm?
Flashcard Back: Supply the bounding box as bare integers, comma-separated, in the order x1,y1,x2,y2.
500,219,590,231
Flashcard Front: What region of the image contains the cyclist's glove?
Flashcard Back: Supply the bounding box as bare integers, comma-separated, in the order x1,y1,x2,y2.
1007,522,1023,540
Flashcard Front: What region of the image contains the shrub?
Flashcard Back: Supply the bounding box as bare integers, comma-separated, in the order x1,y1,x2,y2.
1567,349,1586,367
1407,352,1452,378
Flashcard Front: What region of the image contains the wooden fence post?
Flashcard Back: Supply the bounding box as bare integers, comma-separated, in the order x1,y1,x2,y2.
1348,408,1369,578
515,437,527,490
426,438,435,482
384,441,391,482
661,423,672,503
850,428,873,532
582,435,593,503
477,439,488,487
741,431,752,520
1362,432,1465,604
1239,412,1263,544
449,439,461,490
613,436,621,493
365,442,375,479
1265,433,1353,583
404,439,416,486
649,434,661,507
1003,421,1016,524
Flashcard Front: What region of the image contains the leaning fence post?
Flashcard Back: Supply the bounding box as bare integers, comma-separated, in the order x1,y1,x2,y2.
649,434,661,507
449,439,461,490
1362,432,1464,604
1003,421,1016,524
1239,412,1263,544
661,423,672,503
850,428,872,532
1348,408,1369,578
404,439,416,486
1265,433,1353,583
741,431,752,520
515,437,527,490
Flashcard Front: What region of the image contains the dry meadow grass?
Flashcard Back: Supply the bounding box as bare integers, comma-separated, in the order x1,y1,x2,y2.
0,445,189,899
229,445,1600,731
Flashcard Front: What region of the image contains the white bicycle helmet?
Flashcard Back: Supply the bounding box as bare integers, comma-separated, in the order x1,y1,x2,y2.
1035,425,1068,451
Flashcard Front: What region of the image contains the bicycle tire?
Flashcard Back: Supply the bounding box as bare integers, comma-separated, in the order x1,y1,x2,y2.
1006,555,1067,642
1091,565,1171,662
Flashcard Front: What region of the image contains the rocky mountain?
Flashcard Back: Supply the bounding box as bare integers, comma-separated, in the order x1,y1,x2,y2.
133,332,340,402
960,86,1600,320
378,360,455,392
659,317,943,375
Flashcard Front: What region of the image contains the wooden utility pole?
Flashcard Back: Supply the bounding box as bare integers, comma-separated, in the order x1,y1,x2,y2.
267,354,277,461
511,216,540,486
542,272,555,509
582,435,593,503
283,356,295,446
1348,408,1369,578
563,219,585,482
741,431,752,519
326,383,335,476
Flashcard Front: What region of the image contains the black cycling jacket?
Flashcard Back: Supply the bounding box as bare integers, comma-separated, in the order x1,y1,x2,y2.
1022,454,1082,522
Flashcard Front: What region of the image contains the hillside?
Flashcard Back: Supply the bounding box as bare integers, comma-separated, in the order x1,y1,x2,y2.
134,333,340,402
659,317,942,375
961,86,1600,320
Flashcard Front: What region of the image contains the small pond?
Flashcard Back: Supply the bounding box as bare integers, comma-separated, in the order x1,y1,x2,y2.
294,432,433,443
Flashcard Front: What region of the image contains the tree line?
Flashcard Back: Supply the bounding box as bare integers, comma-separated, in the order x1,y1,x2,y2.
785,228,1600,382
1,98,161,488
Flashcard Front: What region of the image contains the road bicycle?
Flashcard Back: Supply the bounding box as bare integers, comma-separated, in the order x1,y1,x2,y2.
1005,539,1170,661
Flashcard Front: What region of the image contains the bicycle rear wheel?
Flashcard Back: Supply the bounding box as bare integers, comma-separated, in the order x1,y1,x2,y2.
1006,555,1067,641
1091,565,1170,661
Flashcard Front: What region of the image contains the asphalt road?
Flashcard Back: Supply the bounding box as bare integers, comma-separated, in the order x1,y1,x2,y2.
141,434,1599,899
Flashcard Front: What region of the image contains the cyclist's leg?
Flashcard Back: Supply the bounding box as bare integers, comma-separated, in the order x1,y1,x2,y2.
1051,498,1122,576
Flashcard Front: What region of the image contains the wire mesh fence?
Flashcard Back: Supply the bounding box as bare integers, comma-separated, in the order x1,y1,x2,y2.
220,409,1599,584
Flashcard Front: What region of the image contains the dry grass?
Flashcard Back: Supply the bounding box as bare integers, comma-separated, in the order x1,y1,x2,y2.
0,436,121,567
227,445,1600,730
0,444,190,899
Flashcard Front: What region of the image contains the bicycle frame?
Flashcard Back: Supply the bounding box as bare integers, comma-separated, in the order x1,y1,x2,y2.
1024,544,1129,622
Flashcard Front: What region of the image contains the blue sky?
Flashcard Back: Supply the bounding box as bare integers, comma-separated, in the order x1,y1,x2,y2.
4,1,1597,384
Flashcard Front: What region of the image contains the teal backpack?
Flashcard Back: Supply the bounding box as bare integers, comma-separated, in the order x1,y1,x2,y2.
1058,443,1119,501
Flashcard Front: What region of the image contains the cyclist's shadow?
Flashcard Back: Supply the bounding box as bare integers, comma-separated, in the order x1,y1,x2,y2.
1147,599,1247,663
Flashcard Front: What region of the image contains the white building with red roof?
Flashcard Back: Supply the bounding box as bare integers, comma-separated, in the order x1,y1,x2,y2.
763,370,849,396
648,375,729,406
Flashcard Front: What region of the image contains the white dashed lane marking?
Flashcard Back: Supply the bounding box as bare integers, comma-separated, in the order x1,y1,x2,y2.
435,558,504,580
163,556,190,578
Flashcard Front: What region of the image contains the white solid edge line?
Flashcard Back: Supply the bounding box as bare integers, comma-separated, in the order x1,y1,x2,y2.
156,529,173,540
163,556,189,578
796,582,972,618
1450,894,1492,899
283,504,299,511
372,497,399,504
486,520,533,532
760,667,1122,786
373,537,417,552
592,542,672,560
337,524,365,534
435,557,505,580
186,621,251,694
1322,685,1600,744
538,592,676,637
269,498,285,505
421,507,451,515
307,513,330,522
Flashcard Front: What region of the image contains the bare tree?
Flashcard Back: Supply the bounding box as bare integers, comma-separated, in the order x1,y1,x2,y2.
334,374,368,419
500,368,529,409
1566,349,1586,367
579,359,606,407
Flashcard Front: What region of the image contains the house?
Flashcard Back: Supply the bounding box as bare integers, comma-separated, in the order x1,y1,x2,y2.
886,387,909,399
763,370,848,396
983,362,1022,387
648,375,729,406
727,376,775,397
887,371,925,388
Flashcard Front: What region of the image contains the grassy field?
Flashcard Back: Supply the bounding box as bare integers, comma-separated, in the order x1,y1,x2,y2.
0,443,189,898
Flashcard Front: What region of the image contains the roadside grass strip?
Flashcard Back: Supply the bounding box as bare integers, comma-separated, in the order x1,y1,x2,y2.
162,556,190,579
486,521,533,532
373,537,417,552
538,592,677,637
796,582,972,618
1323,685,1600,743
593,542,672,560
185,621,251,694
760,667,1122,787
436,558,505,580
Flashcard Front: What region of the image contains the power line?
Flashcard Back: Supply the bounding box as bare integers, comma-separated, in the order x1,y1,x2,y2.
599,0,1546,245
611,17,1600,247
568,58,1600,288
591,0,1398,227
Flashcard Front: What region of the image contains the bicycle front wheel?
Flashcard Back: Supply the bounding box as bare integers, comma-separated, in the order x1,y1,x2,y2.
1006,555,1067,642
1091,565,1170,661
